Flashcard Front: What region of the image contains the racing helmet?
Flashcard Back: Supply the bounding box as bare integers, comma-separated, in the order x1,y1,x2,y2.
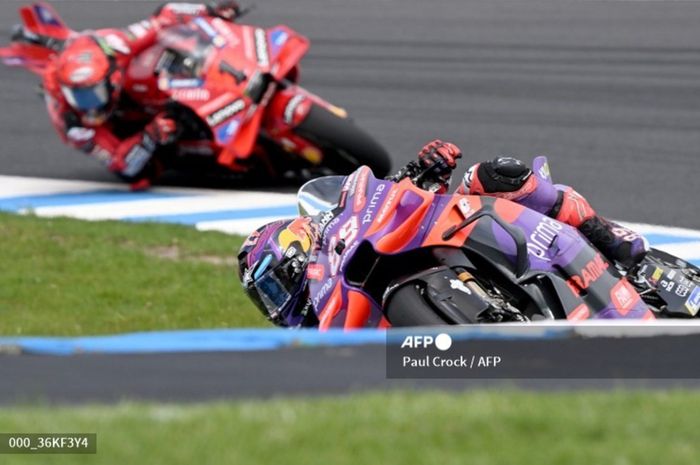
238,218,319,327
55,35,123,125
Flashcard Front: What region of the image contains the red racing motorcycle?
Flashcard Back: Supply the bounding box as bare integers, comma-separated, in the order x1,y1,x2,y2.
0,2,391,184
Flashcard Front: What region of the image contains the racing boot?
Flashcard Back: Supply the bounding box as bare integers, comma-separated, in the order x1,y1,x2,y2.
554,186,649,268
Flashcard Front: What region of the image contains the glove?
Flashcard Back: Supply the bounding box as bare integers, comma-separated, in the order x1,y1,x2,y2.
146,115,178,146
418,139,462,172
208,0,242,21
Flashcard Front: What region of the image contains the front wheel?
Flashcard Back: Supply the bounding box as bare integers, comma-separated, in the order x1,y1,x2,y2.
293,105,392,178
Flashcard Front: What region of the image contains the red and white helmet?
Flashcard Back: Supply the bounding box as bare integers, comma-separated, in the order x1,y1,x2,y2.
55,35,123,125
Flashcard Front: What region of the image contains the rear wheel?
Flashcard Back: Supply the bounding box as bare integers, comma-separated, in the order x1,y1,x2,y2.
294,105,392,178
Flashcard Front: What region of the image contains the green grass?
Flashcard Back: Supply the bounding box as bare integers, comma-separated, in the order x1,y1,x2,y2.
0,390,697,465
0,213,265,335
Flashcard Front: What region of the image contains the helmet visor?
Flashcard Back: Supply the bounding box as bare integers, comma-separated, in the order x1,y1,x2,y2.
253,257,299,321
61,80,109,111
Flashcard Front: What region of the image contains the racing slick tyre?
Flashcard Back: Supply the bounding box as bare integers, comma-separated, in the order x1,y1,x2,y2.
384,282,450,327
294,104,392,178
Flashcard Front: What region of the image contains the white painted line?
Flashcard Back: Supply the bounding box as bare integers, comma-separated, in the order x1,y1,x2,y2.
0,175,126,198
651,241,700,260
30,192,297,220
620,221,700,240
196,216,296,235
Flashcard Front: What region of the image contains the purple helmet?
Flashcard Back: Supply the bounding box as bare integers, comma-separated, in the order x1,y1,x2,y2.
237,217,319,327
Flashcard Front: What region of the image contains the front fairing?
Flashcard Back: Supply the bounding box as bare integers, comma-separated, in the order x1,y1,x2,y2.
305,167,439,329
127,19,308,150
304,166,650,329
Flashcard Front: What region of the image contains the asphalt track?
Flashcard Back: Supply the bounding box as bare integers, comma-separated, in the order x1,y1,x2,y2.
3,342,700,405
2,0,700,402
2,0,700,226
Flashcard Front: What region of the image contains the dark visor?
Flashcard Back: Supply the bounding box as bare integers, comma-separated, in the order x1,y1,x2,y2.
61,81,109,111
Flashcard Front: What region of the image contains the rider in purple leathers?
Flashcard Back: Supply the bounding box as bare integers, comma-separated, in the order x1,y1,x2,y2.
237,140,649,327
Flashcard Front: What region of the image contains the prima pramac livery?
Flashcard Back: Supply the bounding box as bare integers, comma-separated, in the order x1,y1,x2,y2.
239,143,700,329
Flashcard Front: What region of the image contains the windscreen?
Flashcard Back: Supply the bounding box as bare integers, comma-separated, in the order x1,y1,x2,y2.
158,23,216,78
297,176,346,216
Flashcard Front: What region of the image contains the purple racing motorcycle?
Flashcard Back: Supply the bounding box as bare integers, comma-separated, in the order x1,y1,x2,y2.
292,158,700,329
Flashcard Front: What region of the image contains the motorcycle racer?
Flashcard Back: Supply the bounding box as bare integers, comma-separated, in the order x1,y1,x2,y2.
43,1,241,189
393,140,649,269
238,139,649,327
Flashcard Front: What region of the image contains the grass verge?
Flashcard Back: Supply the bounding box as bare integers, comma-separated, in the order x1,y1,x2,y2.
0,390,697,465
0,212,265,335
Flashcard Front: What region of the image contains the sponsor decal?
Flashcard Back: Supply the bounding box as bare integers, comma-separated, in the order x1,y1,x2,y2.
686,287,700,316
566,253,609,292
650,267,664,284
35,4,61,26
457,197,475,218
194,18,217,39
567,304,590,321
675,285,691,298
450,279,472,295
167,3,206,15
313,278,334,308
527,216,563,262
270,29,289,47
363,184,386,225
307,263,325,281
254,28,269,67
66,127,95,143
104,34,130,55
538,162,551,181
659,279,675,293
172,88,211,101
320,218,340,251
342,170,359,195
283,95,305,125
328,216,359,276
76,51,93,63
610,280,639,315
69,66,94,84
353,168,371,213
206,99,246,127
212,18,239,46
127,21,151,39
194,18,226,48
374,184,399,227
216,119,240,143
122,144,152,177
318,211,336,232
164,78,204,89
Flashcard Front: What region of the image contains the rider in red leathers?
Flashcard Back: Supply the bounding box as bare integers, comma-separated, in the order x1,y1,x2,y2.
42,1,240,189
